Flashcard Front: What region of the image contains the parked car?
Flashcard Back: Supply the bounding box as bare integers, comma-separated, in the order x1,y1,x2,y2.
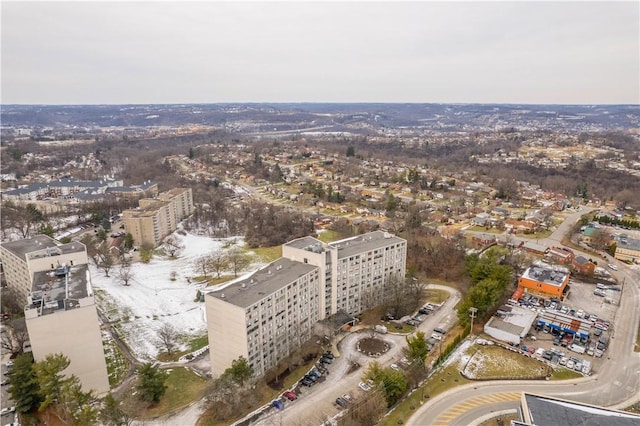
358,381,372,392
300,377,314,387
607,263,618,271
431,333,443,341
335,397,349,408
434,327,447,335
320,356,333,364
271,400,284,410
390,363,401,371
0,406,16,415
283,391,297,401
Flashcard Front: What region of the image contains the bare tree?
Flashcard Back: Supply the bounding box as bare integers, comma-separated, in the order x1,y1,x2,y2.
0,321,29,358
208,249,229,279
157,323,178,356
227,248,250,277
95,242,114,277
164,237,184,258
117,263,135,286
193,255,211,278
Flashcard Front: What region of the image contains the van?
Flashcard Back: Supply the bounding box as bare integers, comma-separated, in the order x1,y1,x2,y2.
570,344,586,354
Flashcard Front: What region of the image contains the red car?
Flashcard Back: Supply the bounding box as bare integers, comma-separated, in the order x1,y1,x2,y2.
283,391,297,401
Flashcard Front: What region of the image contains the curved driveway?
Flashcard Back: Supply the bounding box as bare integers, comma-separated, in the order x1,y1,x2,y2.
251,284,461,426
409,208,640,425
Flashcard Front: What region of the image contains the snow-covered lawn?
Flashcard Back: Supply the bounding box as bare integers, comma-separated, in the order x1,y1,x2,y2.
90,232,240,361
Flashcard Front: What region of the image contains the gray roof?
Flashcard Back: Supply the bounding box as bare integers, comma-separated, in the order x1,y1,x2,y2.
617,237,640,251
284,236,326,252
522,393,640,426
329,231,405,259
28,264,90,316
1,235,59,260
208,258,318,308
521,266,568,288
3,183,48,195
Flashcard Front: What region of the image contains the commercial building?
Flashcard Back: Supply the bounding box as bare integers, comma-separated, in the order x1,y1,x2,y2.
614,237,640,263
483,304,537,345
0,236,109,395
206,230,407,378
123,187,194,248
517,265,570,299
516,393,640,426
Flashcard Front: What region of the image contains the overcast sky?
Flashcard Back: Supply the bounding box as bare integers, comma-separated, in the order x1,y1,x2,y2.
2,1,638,105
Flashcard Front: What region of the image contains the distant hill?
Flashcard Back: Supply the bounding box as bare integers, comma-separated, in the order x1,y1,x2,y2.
1,103,638,132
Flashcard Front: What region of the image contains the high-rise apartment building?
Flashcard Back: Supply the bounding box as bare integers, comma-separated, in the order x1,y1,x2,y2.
123,187,194,248
0,235,109,395
206,230,406,378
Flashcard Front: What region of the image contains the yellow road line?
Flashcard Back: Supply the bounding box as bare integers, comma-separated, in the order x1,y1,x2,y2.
432,392,521,425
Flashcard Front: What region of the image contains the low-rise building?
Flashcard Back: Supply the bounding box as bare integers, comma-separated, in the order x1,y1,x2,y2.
483,304,537,345
614,237,640,263
517,265,570,299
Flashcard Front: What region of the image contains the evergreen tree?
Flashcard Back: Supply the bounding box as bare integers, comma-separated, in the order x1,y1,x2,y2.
136,363,168,403
7,353,42,414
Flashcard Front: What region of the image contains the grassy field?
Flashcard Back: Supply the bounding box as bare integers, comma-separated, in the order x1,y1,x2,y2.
550,368,583,380
462,345,550,379
247,245,282,263
138,367,208,419
424,288,450,304
317,229,341,242
157,333,209,362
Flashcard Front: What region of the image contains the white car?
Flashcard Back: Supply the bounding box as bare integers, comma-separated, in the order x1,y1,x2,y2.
390,363,401,371
358,381,372,392
431,333,443,341
607,264,618,271
0,406,15,415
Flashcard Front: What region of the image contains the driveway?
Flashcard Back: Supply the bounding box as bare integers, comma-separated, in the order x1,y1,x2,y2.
249,284,461,426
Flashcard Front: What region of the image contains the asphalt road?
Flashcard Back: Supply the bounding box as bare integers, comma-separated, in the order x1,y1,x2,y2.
409,208,640,425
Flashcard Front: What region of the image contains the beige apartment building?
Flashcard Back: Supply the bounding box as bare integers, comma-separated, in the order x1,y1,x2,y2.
25,264,110,395
0,235,89,305
123,187,194,248
207,230,407,378
0,235,109,395
206,258,320,377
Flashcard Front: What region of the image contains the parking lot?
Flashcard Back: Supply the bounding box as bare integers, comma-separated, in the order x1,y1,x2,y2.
518,276,621,375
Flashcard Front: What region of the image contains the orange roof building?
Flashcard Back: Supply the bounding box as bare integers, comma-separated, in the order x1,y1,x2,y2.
518,265,570,299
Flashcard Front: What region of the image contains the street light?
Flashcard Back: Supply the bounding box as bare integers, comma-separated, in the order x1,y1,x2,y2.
469,307,478,336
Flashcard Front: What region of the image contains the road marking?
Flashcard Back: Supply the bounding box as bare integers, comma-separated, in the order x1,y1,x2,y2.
432,392,521,425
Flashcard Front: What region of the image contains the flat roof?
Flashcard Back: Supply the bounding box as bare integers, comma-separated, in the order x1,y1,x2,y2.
1,235,58,260
28,264,90,316
329,231,405,259
284,236,326,252
486,305,537,335
617,237,640,251
521,266,569,288
522,393,640,426
208,258,318,309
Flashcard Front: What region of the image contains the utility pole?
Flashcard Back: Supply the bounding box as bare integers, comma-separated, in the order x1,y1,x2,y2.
469,307,478,336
